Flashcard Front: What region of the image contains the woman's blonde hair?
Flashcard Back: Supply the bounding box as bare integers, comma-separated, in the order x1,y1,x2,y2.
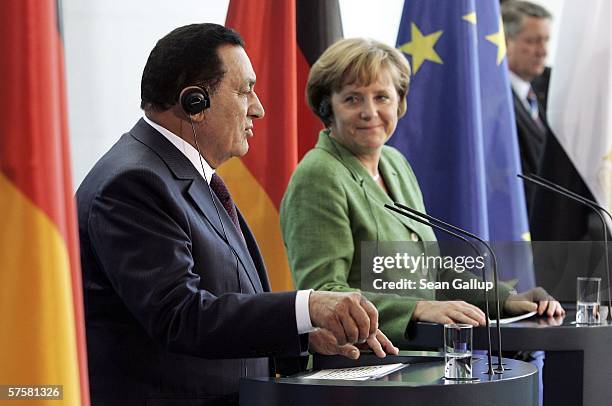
306,38,411,126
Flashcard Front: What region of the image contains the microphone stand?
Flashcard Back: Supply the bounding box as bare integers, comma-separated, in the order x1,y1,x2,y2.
389,203,505,373
520,173,612,321
385,204,497,375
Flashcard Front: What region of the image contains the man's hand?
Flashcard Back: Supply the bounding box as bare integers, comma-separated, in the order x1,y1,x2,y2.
309,291,378,345
309,328,399,359
503,287,565,317
412,300,486,326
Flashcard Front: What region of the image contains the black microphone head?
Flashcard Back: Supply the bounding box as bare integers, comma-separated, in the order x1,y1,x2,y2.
180,86,210,115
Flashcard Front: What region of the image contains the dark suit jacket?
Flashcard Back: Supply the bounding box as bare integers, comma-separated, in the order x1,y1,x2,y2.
531,134,605,242
512,89,550,212
531,66,551,113
525,69,605,242
77,119,306,406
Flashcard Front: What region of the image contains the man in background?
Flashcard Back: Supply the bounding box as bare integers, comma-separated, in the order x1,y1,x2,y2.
502,0,552,211
504,1,607,242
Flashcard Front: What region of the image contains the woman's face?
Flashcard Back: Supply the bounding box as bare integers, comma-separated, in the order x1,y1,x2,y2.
329,68,399,156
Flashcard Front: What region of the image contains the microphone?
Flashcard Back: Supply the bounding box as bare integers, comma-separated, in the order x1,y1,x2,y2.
519,173,612,320
385,204,501,375
389,203,505,372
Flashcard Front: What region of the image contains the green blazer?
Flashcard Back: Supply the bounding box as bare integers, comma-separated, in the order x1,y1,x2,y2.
280,131,511,347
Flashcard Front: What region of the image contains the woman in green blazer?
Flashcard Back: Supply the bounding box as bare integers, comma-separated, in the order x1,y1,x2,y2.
280,38,564,347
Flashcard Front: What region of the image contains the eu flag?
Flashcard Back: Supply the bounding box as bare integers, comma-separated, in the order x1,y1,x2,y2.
390,0,534,289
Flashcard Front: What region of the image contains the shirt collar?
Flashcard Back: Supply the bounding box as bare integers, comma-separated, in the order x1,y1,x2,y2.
142,115,215,183
509,71,531,102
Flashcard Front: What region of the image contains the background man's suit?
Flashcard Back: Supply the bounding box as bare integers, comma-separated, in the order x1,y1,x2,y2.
512,89,550,212
77,119,306,406
528,67,605,242
523,70,609,300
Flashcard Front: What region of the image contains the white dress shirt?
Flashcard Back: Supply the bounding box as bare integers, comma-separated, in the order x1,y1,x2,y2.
509,71,533,113
142,116,315,334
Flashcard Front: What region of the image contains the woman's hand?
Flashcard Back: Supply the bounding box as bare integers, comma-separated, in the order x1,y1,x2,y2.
412,300,486,326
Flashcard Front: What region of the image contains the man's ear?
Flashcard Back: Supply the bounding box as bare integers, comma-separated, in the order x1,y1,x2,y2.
171,103,206,123
179,86,210,120
186,109,206,123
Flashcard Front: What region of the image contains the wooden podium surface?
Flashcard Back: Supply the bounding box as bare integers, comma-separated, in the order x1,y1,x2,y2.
239,353,537,406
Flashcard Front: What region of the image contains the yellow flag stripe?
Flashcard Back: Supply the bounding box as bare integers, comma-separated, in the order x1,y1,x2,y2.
218,159,294,292
0,173,81,404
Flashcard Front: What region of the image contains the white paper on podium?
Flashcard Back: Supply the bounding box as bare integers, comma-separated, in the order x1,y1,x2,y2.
301,363,408,381
489,311,537,325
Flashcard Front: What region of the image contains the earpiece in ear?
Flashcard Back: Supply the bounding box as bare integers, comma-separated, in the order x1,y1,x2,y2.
180,86,210,116
318,97,333,127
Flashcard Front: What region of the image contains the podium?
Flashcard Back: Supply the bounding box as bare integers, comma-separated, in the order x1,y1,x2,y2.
408,308,612,406
239,352,537,406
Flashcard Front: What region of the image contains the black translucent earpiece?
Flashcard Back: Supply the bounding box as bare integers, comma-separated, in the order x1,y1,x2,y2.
318,98,333,126
180,86,210,115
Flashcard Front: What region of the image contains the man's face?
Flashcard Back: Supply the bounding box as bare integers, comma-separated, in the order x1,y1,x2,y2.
507,16,550,81
198,45,264,168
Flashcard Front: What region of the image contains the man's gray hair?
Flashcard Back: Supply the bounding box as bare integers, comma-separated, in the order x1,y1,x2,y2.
501,1,552,39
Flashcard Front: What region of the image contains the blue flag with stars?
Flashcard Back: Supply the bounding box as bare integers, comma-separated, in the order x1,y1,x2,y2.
390,0,534,290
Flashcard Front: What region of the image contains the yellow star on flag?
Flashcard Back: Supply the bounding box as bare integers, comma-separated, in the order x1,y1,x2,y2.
399,23,443,74
462,12,477,25
485,17,506,65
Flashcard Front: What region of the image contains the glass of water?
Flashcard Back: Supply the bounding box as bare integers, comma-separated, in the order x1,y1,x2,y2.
576,277,601,324
444,323,472,380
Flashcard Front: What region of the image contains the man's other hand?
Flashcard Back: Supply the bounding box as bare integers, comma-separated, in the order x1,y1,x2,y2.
504,287,565,317
309,328,399,359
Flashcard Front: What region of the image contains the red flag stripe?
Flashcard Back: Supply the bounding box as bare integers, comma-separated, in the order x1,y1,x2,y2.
224,0,342,291
0,0,69,238
226,0,298,210
296,47,325,160
295,0,343,159
0,1,90,404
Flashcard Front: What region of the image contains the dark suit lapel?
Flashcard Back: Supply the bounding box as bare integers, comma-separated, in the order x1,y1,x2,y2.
186,180,264,293
130,118,263,293
237,209,268,292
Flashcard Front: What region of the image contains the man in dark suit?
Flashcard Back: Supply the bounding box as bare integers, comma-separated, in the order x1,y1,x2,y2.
502,0,552,211
77,23,396,406
503,2,606,243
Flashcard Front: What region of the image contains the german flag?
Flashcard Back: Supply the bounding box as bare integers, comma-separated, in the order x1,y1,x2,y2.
223,0,342,291
0,1,90,404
